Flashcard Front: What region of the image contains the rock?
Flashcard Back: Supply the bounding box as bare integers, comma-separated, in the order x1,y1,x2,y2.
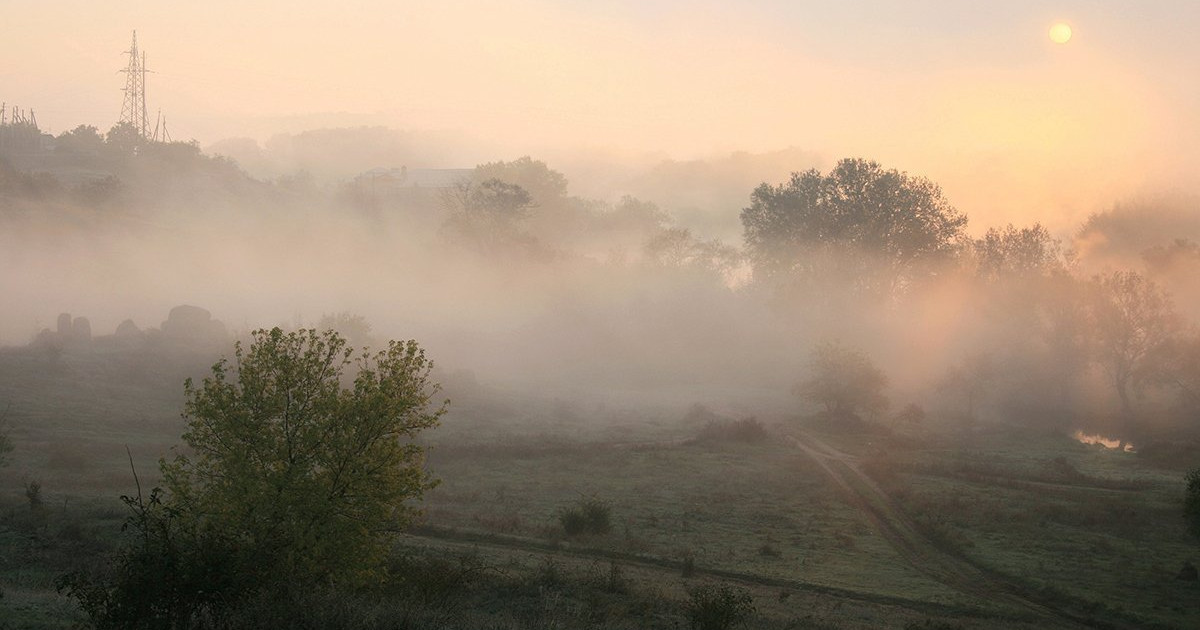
70,316,92,343
115,319,141,336
161,305,227,346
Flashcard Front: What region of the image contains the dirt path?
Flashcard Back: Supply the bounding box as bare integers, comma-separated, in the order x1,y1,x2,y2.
406,524,1018,624
789,431,1121,630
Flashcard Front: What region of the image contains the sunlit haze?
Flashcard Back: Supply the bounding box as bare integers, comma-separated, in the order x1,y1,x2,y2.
4,1,1198,231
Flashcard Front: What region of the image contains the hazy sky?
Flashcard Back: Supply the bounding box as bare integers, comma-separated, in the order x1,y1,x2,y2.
4,1,1198,227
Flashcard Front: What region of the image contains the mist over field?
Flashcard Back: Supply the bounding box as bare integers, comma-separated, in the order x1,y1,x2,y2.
3,3,1200,629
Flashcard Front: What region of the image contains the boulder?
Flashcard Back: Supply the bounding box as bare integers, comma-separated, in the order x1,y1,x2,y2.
161,305,227,346
70,316,92,343
114,319,142,337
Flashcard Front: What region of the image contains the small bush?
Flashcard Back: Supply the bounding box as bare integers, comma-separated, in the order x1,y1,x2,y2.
686,582,755,630
25,480,43,510
697,417,768,444
1185,467,1200,541
559,497,612,537
680,553,696,578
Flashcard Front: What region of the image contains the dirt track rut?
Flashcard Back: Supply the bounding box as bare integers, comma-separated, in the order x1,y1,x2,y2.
789,431,1124,630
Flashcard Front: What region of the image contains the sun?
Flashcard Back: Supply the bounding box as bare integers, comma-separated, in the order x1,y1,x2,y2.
1049,22,1073,44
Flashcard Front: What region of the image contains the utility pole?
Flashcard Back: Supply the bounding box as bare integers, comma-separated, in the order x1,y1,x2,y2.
118,30,152,139
152,108,171,143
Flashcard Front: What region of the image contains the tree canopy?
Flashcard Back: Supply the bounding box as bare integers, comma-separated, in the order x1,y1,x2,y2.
795,341,889,421
741,158,967,302
164,327,445,586
1088,271,1181,441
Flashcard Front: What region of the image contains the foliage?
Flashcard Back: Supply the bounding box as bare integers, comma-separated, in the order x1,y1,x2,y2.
57,487,242,629
696,417,767,443
1088,271,1181,431
795,341,889,420
559,497,612,537
936,353,998,420
972,223,1065,282
0,406,12,468
741,158,967,302
642,227,742,279
24,480,43,510
473,155,569,205
1185,468,1200,543
59,327,446,628
685,582,755,630
162,327,445,587
316,311,376,349
441,178,540,255
1148,333,1200,413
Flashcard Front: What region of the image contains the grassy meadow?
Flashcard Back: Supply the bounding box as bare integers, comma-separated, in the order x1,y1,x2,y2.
0,341,1198,629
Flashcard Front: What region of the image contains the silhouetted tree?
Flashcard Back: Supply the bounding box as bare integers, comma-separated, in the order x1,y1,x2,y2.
441,178,541,255
643,227,741,278
56,124,105,157
795,341,889,420
972,223,1066,282
1089,271,1181,443
104,122,141,157
937,353,998,420
741,158,967,302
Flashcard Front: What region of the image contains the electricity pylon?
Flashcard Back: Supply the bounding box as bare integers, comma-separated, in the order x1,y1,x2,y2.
118,30,151,139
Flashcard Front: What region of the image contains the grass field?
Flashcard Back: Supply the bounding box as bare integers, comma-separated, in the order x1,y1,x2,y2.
1,342,1198,628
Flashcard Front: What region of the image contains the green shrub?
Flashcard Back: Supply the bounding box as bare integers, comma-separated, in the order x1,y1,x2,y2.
1185,467,1200,541
686,582,755,630
697,417,767,443
559,497,612,537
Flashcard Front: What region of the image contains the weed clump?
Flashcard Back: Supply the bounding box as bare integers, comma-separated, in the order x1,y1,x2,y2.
697,417,767,444
685,582,755,630
559,497,612,537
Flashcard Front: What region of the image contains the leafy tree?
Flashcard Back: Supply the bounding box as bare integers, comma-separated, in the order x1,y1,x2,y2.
936,353,998,420
441,178,539,255
642,227,741,278
795,341,889,420
317,311,376,350
972,223,1065,282
1147,333,1200,414
473,156,569,205
55,124,105,157
741,158,967,302
162,328,445,587
105,122,141,157
61,327,448,627
1088,271,1181,443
